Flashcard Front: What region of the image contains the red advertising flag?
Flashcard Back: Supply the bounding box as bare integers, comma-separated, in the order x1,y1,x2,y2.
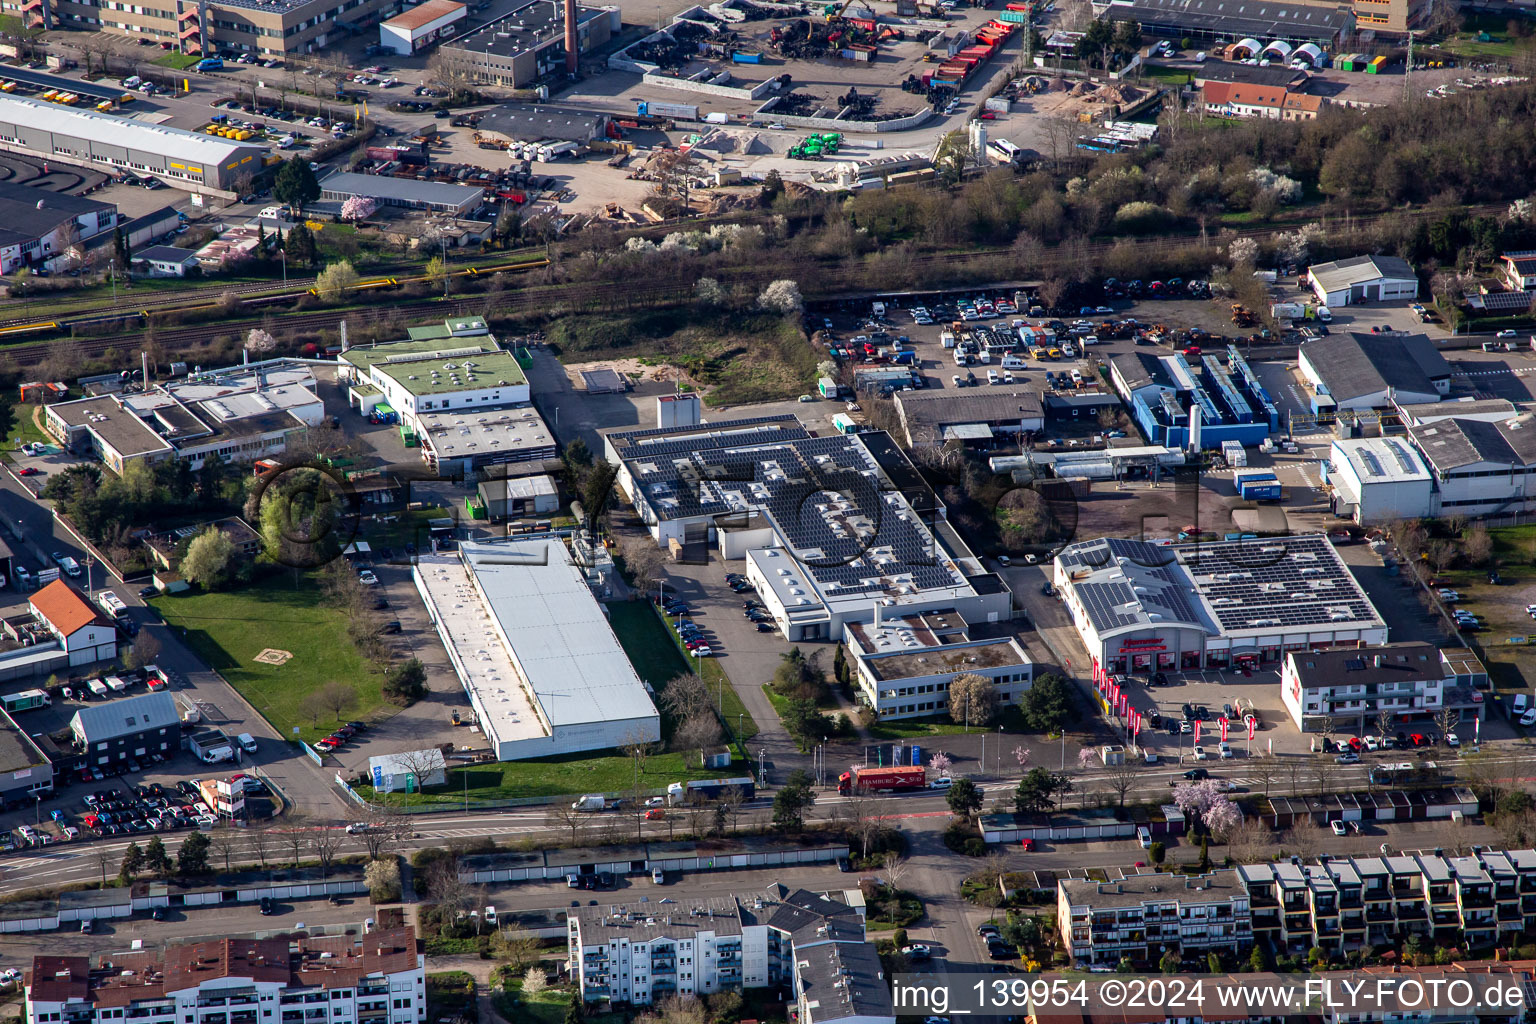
1220,716,1229,742
1247,716,1256,741
1193,720,1202,744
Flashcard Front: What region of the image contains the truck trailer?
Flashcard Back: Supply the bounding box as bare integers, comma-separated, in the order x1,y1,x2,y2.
838,765,926,794
667,776,756,805
1,689,51,713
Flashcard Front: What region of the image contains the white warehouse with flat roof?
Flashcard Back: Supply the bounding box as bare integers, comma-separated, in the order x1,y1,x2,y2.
413,538,659,760
1327,437,1434,524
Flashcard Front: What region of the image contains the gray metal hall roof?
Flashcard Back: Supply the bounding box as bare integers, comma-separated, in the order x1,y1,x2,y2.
317,171,485,207
458,539,657,729
70,691,179,744
1309,254,1417,295
1409,414,1536,471
0,94,264,166
1097,0,1352,41
1304,332,1450,404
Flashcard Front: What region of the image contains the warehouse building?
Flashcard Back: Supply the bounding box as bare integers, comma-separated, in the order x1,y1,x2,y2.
1280,641,1486,733
413,538,660,761
438,1,619,88
1307,254,1419,307
843,610,1033,720
0,709,54,809
1297,333,1450,413
1407,413,1536,517
317,172,485,216
28,0,397,56
44,359,323,473
605,417,1011,642
1091,0,1352,45
379,0,466,54
474,104,610,143
1053,532,1387,673
0,182,117,274
1326,437,1434,524
69,692,181,769
891,388,1043,448
0,96,266,194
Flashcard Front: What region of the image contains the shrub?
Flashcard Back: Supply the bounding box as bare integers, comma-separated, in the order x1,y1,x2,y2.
1149,841,1166,864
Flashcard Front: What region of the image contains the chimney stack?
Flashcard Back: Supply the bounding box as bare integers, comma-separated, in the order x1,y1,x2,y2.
563,0,578,74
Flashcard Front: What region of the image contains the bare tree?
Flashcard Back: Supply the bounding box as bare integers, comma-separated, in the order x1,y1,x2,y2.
1282,818,1326,862
618,730,658,790
282,821,307,866
1102,761,1141,809
622,538,668,596
717,786,747,834
660,673,713,723
353,806,410,860
311,828,347,878
544,803,589,846
1227,818,1272,863
315,681,359,723
1248,756,1280,799
880,852,911,925
209,832,236,873
424,856,471,922
390,747,449,790
247,824,274,868
672,712,723,762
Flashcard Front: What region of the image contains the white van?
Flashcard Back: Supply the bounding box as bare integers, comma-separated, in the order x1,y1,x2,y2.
237,733,258,753
929,776,954,790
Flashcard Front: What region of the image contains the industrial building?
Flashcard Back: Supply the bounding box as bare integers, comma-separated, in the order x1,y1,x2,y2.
379,0,466,54
318,172,485,216
605,416,1011,642
842,610,1032,720
1297,333,1450,413
413,538,660,761
1307,254,1420,307
891,388,1043,448
0,95,266,193
30,581,118,668
1326,437,1434,524
1406,413,1536,517
26,0,397,56
568,884,894,1024
475,104,610,144
438,1,619,88
1052,532,1387,673
68,692,181,770
23,930,425,1024
0,182,117,274
1280,641,1487,733
476,474,559,519
337,317,530,426
1090,0,1352,45
0,709,54,808
1109,345,1278,450
44,360,324,474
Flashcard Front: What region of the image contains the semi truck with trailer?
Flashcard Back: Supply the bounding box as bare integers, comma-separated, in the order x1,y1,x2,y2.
837,765,926,794
667,777,756,805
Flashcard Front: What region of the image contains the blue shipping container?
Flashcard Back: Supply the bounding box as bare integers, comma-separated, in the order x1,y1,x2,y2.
732,51,761,63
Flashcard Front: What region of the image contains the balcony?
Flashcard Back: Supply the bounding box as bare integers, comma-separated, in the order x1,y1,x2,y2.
1367,908,1395,922
1461,894,1494,909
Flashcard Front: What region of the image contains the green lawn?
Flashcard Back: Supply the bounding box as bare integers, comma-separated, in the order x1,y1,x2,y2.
0,403,49,452
150,574,389,743
1136,63,1192,85
608,599,759,742
357,748,724,805
154,53,203,69
496,983,623,1024
866,707,1030,741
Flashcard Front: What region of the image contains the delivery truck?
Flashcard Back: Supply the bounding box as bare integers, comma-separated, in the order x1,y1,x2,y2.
572,794,607,812
1,689,51,713
667,777,756,805
838,765,926,794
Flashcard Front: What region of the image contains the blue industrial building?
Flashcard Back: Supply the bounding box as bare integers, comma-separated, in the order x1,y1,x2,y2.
1109,346,1276,450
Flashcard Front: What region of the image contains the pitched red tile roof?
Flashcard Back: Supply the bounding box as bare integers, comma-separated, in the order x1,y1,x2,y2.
29,580,103,637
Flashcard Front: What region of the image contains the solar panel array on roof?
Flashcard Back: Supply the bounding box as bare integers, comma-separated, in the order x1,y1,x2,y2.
1182,533,1378,631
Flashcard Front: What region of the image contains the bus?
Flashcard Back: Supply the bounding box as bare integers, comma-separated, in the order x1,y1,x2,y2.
987,138,1022,165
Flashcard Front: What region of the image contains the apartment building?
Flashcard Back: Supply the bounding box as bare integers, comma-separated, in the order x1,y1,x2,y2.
1280,642,1487,733
1060,850,1536,966
13,0,395,57
1058,871,1253,966
567,886,894,1024
23,930,425,1024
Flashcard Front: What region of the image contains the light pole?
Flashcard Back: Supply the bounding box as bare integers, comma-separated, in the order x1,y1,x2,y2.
440,236,449,299
280,248,287,286
109,258,116,304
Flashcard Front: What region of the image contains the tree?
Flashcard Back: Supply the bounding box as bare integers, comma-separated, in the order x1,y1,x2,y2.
565,991,584,1024
341,196,377,221
365,858,402,902
694,276,725,308
119,841,144,882
545,803,589,846
274,156,321,212
772,770,817,831
946,777,984,819
383,658,428,706
125,629,162,672
580,460,619,535
181,526,236,590
315,681,358,722
1102,760,1142,809
1160,948,1181,974
177,831,211,875
1282,818,1325,862
1019,672,1072,732
1464,526,1493,566
756,279,803,314
933,128,973,185
310,828,346,877
948,673,998,726
425,256,448,285
620,536,667,596
285,223,317,267
673,712,723,759
315,260,361,302
144,836,172,875
246,328,278,355
1014,767,1071,813
523,966,548,1001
